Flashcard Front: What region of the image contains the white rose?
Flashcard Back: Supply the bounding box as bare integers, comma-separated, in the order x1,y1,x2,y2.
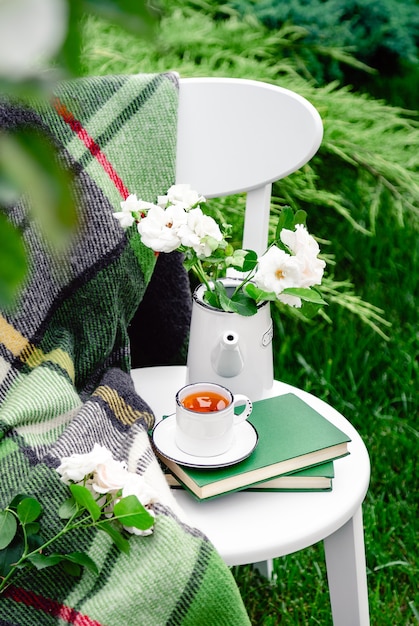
122,195,159,214
280,224,320,257
280,224,325,287
178,207,223,257
91,458,130,495
253,245,304,307
115,195,159,229
119,194,141,213
121,473,158,506
135,199,159,213
137,205,187,253
56,444,113,484
295,252,326,287
161,184,205,209
114,211,135,229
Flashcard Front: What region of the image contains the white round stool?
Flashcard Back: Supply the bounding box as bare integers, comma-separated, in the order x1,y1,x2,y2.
131,366,370,626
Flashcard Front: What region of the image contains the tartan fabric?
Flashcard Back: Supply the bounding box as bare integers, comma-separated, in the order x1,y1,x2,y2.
0,74,250,625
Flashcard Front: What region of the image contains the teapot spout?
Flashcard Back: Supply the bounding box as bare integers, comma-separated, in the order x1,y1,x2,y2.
211,331,244,378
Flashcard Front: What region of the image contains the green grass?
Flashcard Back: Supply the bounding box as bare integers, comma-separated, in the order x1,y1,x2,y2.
81,4,418,624
232,210,418,624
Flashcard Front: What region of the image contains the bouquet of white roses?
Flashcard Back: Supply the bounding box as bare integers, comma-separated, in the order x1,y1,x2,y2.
0,445,155,594
115,184,327,317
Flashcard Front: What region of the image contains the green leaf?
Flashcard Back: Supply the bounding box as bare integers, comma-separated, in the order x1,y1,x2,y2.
0,511,17,549
299,300,324,320
28,551,98,575
244,283,277,303
282,287,327,304
293,210,307,226
0,168,21,206
240,250,258,272
243,282,260,300
96,521,130,554
229,291,258,316
8,494,33,510
216,284,238,312
0,539,25,577
69,485,101,522
28,553,64,570
113,496,154,530
17,497,42,525
182,255,198,272
62,560,82,577
62,551,99,575
29,528,44,545
203,288,221,309
275,206,295,238
58,497,78,520
0,211,28,308
24,522,41,537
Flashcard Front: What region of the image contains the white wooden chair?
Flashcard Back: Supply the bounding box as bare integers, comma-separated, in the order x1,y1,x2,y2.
132,78,370,625
175,76,323,254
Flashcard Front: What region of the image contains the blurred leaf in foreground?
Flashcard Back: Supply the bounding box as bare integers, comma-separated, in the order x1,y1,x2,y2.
59,0,159,77
0,0,68,80
0,211,28,308
83,0,159,37
0,128,79,308
0,129,78,250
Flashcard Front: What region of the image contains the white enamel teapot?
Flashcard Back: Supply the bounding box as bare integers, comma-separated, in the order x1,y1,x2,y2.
186,278,274,401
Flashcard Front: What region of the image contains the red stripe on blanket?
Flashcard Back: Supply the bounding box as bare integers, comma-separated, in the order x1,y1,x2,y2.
53,97,130,199
5,585,103,626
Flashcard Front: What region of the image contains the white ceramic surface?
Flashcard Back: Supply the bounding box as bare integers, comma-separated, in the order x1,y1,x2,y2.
152,415,258,468
186,279,274,401
175,381,253,457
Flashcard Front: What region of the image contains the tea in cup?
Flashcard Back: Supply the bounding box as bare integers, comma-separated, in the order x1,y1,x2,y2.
175,382,253,457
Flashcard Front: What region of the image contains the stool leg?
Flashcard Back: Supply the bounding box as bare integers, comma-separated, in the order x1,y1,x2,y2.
324,506,370,626
253,559,274,580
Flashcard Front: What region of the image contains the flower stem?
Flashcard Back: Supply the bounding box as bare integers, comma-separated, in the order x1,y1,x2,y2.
192,260,212,291
0,508,92,595
231,270,255,298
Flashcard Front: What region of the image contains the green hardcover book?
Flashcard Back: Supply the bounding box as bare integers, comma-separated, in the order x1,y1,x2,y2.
157,393,350,500
165,460,335,492
244,460,335,492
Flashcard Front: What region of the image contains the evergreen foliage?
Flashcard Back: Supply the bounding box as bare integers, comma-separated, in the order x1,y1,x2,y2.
224,0,419,65
215,0,419,104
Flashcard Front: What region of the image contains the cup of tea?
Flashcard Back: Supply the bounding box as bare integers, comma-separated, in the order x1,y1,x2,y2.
175,382,253,457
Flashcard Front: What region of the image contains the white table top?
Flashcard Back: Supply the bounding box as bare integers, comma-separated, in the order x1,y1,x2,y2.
131,366,370,566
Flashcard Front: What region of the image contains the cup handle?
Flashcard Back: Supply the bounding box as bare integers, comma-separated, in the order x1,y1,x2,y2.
232,394,253,424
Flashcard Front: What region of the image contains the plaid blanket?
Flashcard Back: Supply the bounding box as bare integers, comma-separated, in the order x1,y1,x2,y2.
0,74,250,625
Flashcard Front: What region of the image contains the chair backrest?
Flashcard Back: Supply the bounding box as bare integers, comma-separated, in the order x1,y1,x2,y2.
176,77,323,255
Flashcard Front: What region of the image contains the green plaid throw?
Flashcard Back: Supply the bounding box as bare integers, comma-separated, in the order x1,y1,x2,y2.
0,74,250,625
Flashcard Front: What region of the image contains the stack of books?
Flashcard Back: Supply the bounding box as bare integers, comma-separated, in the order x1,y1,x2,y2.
156,393,351,500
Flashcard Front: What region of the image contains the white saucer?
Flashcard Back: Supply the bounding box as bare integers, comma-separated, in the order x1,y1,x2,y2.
152,415,258,469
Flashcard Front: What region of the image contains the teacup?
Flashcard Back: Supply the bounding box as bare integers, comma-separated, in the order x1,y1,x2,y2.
175,382,253,457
